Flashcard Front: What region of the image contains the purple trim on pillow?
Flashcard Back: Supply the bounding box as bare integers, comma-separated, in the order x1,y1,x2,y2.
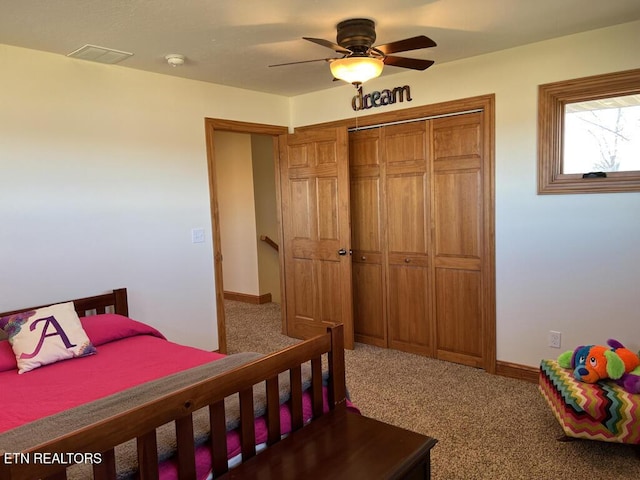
0,311,36,339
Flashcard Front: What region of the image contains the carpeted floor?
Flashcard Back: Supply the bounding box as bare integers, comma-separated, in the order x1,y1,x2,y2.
224,301,640,479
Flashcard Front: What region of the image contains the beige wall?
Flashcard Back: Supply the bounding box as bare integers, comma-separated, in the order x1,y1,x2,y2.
291,20,640,367
251,135,281,304
214,131,260,296
0,43,289,351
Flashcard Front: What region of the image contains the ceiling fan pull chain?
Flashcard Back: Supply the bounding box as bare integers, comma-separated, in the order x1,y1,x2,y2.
354,85,361,131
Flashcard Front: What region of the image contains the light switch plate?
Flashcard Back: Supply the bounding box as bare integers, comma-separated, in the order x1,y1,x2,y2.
191,228,205,244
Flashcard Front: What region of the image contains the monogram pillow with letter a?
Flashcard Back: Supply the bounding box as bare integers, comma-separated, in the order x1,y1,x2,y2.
0,301,97,374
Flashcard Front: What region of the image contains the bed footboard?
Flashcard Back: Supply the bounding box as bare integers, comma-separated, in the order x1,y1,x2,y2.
0,323,346,480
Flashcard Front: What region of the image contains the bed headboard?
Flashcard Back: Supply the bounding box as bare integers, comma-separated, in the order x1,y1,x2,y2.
0,288,129,318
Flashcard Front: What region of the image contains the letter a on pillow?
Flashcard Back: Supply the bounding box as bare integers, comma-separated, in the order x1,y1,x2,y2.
0,301,96,373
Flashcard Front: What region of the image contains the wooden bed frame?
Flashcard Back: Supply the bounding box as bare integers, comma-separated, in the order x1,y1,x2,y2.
2,288,438,480
0,288,130,319
0,288,348,480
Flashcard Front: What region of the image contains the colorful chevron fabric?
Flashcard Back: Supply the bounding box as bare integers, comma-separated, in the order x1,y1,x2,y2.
539,359,640,444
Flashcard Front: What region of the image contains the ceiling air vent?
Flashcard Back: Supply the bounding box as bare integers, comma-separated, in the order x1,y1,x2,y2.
67,44,133,64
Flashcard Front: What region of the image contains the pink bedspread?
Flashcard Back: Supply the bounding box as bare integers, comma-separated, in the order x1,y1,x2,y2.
0,314,225,432
0,313,358,480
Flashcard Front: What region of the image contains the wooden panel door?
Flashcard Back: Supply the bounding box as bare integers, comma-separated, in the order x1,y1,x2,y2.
349,129,386,347
278,127,354,349
431,112,484,367
384,122,432,356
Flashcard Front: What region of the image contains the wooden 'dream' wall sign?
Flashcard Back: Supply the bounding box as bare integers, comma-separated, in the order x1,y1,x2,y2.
352,85,412,111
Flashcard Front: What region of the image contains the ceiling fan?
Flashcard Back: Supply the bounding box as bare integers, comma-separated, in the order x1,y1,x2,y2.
270,18,436,86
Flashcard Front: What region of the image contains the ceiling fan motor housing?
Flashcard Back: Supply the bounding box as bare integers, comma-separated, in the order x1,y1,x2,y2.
337,18,376,54
271,18,435,75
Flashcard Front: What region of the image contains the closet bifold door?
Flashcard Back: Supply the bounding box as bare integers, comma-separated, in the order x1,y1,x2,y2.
384,121,433,356
431,112,484,368
349,128,387,347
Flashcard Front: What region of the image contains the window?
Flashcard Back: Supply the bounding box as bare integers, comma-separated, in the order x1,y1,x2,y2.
538,68,640,194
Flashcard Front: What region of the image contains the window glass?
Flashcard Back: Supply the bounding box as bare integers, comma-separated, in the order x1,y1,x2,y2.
563,95,640,174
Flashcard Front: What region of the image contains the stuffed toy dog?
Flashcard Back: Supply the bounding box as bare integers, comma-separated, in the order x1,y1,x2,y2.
558,339,640,394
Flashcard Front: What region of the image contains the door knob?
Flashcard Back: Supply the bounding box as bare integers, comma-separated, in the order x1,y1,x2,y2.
338,248,348,256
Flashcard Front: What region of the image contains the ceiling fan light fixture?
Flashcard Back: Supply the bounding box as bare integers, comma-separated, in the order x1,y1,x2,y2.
330,56,383,86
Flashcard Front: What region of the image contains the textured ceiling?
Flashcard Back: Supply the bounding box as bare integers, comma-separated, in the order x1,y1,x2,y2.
1,0,640,97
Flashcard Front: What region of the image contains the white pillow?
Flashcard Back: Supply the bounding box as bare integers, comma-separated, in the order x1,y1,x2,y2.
0,301,96,374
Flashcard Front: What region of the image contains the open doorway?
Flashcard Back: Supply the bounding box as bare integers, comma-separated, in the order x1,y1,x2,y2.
204,119,287,353
214,131,281,304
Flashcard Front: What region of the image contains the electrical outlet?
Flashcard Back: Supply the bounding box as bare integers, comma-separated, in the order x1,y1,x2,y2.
549,331,562,349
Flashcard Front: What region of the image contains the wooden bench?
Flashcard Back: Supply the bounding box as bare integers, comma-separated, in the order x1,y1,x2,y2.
219,408,438,480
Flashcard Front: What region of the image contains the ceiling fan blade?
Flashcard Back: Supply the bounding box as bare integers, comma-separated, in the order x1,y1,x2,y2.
383,56,435,71
303,37,352,54
269,58,334,67
375,35,437,55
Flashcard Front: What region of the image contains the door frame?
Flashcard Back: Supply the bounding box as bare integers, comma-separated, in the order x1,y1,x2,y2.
204,118,288,354
296,94,496,373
